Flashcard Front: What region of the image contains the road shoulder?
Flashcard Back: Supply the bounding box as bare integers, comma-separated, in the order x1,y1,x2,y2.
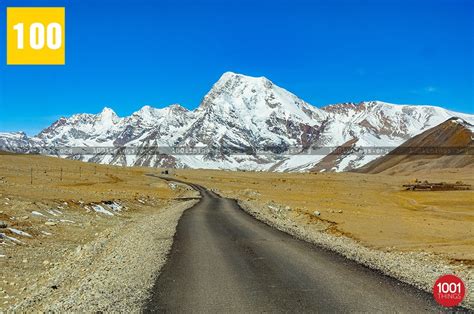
10,199,198,312
236,199,473,310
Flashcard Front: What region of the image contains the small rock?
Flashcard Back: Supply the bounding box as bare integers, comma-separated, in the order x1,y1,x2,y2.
21,216,29,220
313,211,321,217
0,221,7,228
22,259,27,263
45,221,57,226
83,244,93,252
338,210,343,213
75,246,82,254
43,260,50,266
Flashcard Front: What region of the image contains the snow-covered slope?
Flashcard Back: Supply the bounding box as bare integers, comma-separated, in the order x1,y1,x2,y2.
0,132,33,153
1,72,473,172
186,72,327,148
302,101,474,172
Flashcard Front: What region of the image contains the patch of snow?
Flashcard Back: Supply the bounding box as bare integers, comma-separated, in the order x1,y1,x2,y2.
1,233,23,244
452,118,474,133
8,228,32,237
106,202,123,212
31,211,47,217
45,209,59,217
92,204,114,216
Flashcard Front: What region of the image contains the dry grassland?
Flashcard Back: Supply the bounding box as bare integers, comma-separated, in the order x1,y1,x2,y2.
176,168,474,263
0,153,195,308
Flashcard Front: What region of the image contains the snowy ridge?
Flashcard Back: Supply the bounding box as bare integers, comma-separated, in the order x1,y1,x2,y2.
451,117,474,133
1,72,473,172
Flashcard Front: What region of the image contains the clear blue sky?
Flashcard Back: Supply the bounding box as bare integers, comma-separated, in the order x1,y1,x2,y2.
1,0,473,135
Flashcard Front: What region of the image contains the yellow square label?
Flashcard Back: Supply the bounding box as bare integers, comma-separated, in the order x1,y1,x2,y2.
7,7,65,65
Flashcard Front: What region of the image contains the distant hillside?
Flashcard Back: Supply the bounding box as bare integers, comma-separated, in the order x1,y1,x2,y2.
357,118,473,174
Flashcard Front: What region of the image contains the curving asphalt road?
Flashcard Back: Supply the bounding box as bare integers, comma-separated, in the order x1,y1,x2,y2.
145,179,444,313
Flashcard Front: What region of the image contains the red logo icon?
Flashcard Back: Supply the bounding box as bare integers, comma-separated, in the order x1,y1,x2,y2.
433,274,466,307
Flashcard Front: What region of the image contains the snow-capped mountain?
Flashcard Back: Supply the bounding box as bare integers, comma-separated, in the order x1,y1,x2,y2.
1,72,473,172
0,132,34,153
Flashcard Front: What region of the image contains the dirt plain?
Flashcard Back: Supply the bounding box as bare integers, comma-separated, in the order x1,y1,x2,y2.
0,153,197,310
176,168,474,263
1,152,473,310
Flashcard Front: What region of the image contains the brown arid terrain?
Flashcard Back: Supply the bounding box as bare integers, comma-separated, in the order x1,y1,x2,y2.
0,153,198,311
1,151,473,309
176,168,473,260
359,117,473,174
175,167,474,307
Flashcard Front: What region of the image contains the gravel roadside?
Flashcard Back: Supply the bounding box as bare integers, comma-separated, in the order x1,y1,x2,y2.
236,199,473,310
9,199,198,312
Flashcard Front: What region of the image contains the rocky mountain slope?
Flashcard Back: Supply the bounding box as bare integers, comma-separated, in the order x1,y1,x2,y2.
1,72,473,172
357,118,474,174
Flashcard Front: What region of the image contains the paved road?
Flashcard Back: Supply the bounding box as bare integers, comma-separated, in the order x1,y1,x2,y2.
145,180,443,313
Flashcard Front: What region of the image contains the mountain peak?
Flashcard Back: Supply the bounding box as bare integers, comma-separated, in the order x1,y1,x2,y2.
139,105,153,110
219,71,238,80
134,104,189,117
195,72,325,128
217,71,271,85
168,104,189,112
97,107,120,125
100,107,116,115
136,105,157,115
